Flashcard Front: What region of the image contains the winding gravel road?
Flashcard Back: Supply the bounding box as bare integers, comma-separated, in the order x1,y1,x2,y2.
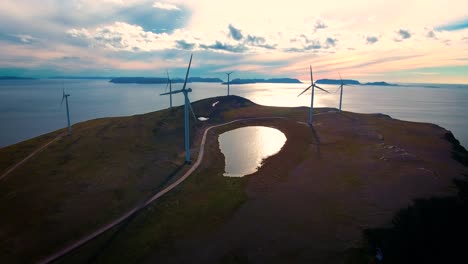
38,117,286,264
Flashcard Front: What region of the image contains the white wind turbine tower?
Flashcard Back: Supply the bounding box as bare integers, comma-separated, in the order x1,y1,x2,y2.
61,88,72,134
226,72,233,96
297,65,329,126
165,70,173,110
160,54,197,163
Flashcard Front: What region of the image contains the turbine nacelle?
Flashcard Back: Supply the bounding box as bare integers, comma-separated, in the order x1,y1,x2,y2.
61,88,70,106
60,87,72,134
160,87,192,96
297,83,329,97
297,65,330,126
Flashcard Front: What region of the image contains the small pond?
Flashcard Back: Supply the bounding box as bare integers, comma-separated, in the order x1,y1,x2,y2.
218,126,287,177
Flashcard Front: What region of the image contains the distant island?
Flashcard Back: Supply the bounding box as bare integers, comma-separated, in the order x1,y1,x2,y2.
222,78,302,85
315,79,360,85
0,76,36,80
49,76,114,80
110,77,223,84
316,79,398,86
363,81,398,86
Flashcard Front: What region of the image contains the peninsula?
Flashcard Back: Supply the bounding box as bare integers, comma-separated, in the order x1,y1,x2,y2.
316,79,398,86
0,96,466,264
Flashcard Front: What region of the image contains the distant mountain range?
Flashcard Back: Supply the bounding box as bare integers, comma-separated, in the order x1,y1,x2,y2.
111,77,303,84
1,76,397,87
316,79,397,86
110,77,223,84
222,78,302,85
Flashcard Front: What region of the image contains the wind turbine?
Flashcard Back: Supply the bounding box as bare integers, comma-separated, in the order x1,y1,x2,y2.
297,65,329,126
165,70,173,110
226,72,233,96
160,54,197,163
338,72,344,111
61,88,72,134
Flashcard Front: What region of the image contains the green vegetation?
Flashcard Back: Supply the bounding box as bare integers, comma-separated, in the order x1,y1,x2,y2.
0,129,64,172
0,96,260,263
62,154,247,263
0,107,193,263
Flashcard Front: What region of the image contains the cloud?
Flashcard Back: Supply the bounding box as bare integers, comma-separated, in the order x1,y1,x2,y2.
394,29,411,41
153,1,180,11
60,56,81,61
325,37,337,47
176,39,195,50
245,34,276,49
228,24,243,41
200,41,247,53
398,29,411,39
246,35,265,45
0,33,38,44
1,0,468,83
314,20,327,31
15,34,37,43
366,35,379,44
436,17,468,31
426,30,437,39
285,39,321,52
305,40,322,50
67,22,178,51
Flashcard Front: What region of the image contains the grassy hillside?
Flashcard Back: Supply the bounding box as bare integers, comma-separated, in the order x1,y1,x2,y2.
0,95,466,263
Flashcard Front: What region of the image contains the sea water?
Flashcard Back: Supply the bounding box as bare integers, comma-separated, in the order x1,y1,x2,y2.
0,79,467,148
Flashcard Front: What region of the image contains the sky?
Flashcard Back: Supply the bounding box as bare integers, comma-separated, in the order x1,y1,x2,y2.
0,0,467,83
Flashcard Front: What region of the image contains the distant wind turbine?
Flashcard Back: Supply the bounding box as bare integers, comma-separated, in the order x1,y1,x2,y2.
165,70,173,110
338,72,345,111
61,88,72,134
226,72,233,96
297,65,329,126
160,54,197,163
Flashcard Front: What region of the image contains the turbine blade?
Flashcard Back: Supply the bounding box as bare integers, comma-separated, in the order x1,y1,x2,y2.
309,65,314,84
160,89,184,96
61,88,65,106
297,85,312,97
339,72,344,86
164,70,170,92
314,85,330,93
182,53,193,91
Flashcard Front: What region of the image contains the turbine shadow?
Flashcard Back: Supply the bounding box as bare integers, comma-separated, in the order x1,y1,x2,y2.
309,126,321,158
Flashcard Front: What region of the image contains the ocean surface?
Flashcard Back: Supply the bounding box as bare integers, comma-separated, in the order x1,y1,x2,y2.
0,79,467,148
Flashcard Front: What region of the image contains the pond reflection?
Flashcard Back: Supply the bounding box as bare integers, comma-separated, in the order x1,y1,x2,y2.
218,126,287,177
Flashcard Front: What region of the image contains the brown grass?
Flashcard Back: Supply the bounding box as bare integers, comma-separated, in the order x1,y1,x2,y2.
0,96,465,263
